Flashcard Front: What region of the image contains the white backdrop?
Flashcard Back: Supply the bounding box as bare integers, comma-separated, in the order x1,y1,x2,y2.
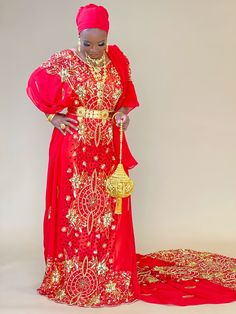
1,1,236,313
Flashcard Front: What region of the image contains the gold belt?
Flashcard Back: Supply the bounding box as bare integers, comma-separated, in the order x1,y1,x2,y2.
76,106,113,120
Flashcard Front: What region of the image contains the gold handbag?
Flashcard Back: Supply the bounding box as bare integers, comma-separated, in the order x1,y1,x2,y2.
105,120,134,214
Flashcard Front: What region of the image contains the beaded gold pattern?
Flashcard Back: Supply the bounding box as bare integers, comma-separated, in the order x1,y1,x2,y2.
39,250,134,307
137,248,236,291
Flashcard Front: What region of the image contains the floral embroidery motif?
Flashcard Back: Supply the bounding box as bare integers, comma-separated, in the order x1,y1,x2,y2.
76,85,87,99
58,68,70,82
105,281,118,294
67,168,114,235
38,252,135,307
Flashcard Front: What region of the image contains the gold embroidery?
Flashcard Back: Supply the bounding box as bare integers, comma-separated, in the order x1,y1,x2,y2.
103,212,114,228
113,88,122,103
56,289,66,300
76,85,87,99
51,267,60,284
105,281,117,294
69,163,86,197
59,68,70,82
94,124,101,147
66,256,99,304
66,208,78,227
69,173,81,189
146,276,159,283
66,169,114,235
77,122,89,145
64,259,74,273
137,249,236,291
39,253,134,307
97,261,108,275
87,294,101,306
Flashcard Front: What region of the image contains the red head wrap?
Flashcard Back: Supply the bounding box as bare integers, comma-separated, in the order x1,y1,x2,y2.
76,3,109,34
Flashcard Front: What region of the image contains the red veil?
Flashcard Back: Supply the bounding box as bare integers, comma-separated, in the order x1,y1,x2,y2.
107,45,139,170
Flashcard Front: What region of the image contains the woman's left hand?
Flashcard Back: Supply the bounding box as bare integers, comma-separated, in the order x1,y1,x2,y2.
114,111,130,131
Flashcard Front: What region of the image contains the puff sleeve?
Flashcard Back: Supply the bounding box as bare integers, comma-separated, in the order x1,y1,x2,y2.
26,51,75,114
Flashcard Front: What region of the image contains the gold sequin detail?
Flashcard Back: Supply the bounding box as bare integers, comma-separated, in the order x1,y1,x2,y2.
137,249,236,291
38,252,134,307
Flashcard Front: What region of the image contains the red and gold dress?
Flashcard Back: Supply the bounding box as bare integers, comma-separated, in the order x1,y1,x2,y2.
26,45,236,307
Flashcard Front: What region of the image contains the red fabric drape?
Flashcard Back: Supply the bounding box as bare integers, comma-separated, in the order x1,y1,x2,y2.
107,45,140,170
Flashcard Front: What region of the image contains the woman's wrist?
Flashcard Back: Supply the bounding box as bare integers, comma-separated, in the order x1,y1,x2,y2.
118,106,129,114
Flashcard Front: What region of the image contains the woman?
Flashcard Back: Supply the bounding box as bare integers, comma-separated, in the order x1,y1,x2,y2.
26,3,236,308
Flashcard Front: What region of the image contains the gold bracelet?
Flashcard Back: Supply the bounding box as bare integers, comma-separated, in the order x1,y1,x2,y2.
47,114,55,122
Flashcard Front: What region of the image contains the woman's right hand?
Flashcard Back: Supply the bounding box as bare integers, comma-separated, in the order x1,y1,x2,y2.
50,113,78,135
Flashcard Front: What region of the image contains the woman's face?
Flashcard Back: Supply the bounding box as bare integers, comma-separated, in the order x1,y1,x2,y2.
79,28,108,59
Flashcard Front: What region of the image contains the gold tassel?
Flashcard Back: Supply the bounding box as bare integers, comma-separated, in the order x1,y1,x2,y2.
115,197,122,214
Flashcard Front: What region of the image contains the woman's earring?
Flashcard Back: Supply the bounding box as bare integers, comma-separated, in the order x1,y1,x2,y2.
77,38,81,52
106,43,108,53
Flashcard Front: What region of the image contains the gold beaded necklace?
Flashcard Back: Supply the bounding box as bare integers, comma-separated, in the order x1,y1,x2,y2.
85,52,108,108
86,52,105,67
